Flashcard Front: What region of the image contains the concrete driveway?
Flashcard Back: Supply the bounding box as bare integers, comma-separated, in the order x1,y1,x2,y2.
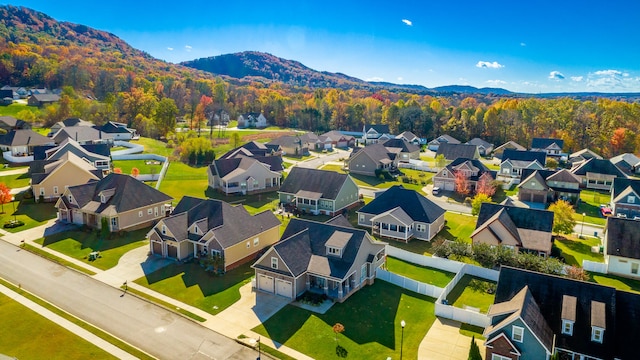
419,317,485,360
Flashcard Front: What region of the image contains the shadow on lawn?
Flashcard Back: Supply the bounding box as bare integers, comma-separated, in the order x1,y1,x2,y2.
40,227,150,252
554,236,598,266
13,198,58,222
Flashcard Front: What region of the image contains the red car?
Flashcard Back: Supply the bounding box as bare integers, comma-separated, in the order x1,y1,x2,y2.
600,206,612,217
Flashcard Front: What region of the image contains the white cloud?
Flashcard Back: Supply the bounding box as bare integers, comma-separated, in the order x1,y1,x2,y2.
167,47,174,51
584,69,640,90
594,69,622,76
397,77,403,81
185,45,192,52
476,61,504,69
402,19,412,26
366,77,384,82
520,42,526,47
548,71,565,80
486,79,507,86
571,76,583,82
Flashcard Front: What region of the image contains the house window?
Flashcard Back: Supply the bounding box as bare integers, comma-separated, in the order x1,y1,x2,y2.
390,224,398,232
154,207,158,216
246,241,250,248
416,224,426,232
591,327,604,343
632,263,639,274
512,325,524,342
161,225,166,235
328,247,341,256
398,226,406,233
628,196,635,204
111,217,117,228
359,214,365,223
147,208,153,215
562,320,574,335
442,170,447,176
53,186,58,195
502,168,510,174
382,223,389,230
491,355,511,360
271,257,278,269
138,211,143,218
68,195,73,203
253,238,259,247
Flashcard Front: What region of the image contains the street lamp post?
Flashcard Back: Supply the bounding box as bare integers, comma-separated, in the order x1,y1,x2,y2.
250,337,261,360
400,320,406,360
580,212,586,238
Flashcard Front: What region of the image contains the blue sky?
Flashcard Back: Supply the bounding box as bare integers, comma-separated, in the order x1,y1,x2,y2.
6,1,640,93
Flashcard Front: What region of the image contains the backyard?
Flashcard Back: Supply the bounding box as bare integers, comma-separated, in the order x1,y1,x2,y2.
34,228,150,270
446,275,496,314
158,162,209,201
134,261,254,315
554,235,603,267
253,281,436,360
111,159,163,175
574,189,609,226
589,273,640,294
320,164,433,194
386,256,456,287
0,171,31,189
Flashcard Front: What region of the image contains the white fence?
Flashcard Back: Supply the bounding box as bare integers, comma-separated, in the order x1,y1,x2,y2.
583,260,608,274
154,159,170,190
111,152,170,190
398,159,438,172
386,246,464,273
376,269,444,298
110,140,144,156
3,151,33,163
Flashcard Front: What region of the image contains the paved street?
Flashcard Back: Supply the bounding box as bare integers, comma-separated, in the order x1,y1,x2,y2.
0,240,255,360
294,148,349,169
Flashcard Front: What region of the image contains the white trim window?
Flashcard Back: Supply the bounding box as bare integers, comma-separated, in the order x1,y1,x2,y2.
512,325,524,342
416,223,426,232
147,208,153,215
591,327,604,343
138,211,143,218
562,319,574,335
53,186,59,195
271,257,278,269
491,354,511,360
253,238,259,247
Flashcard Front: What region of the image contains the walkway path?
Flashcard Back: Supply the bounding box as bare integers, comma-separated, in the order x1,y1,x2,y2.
419,317,485,360
0,167,28,176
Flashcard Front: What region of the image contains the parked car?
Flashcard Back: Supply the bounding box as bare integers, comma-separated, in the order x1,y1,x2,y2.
432,186,440,195
600,206,612,217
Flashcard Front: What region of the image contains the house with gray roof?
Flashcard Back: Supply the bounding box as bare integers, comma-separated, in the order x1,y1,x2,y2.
466,138,494,157
493,140,526,159
30,152,103,202
48,118,94,136
347,143,399,177
238,112,268,128
148,196,280,271
266,135,309,157
471,203,554,256
252,218,386,301
433,158,496,193
570,158,627,191
435,143,480,161
568,148,602,165
499,149,546,181
382,138,420,162
0,129,54,159
27,93,60,107
51,126,114,145
34,138,111,173
604,216,640,280
298,132,333,151
207,155,283,195
98,121,137,140
609,153,640,177
610,177,640,218
517,168,581,205
219,141,281,159
357,185,445,242
363,124,391,144
0,116,31,131
322,130,356,148
531,137,565,159
427,134,460,151
279,167,359,216
56,173,173,232
396,131,420,145
485,266,640,360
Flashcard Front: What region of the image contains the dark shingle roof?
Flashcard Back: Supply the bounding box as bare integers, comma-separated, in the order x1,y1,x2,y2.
364,124,390,134
476,203,553,233
349,143,393,162
501,149,547,164
280,168,352,200
435,143,479,160
52,127,114,144
605,217,640,259
571,158,627,178
382,138,420,153
359,185,445,223
447,158,495,182
466,138,493,149
520,168,580,185
99,121,133,134
0,129,52,147
612,178,640,199
211,155,283,178
431,134,460,144
30,93,60,102
531,137,564,150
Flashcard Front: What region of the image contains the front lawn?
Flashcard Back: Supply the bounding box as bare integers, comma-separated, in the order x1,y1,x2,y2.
386,256,455,287
253,281,436,360
0,292,116,360
0,196,58,233
574,189,609,226
112,159,163,175
554,235,603,267
447,275,496,314
0,171,31,189
589,273,640,294
134,261,254,315
34,228,149,270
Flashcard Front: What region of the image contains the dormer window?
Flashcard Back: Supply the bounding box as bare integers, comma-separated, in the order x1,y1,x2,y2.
100,194,106,203
561,295,577,336
591,327,604,343
271,257,278,269
591,300,605,343
327,246,341,256
161,225,166,235
562,320,574,335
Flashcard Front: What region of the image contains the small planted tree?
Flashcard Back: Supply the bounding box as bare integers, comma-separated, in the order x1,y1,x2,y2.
435,154,446,169
549,199,577,235
131,167,140,177
454,170,471,196
333,323,347,357
113,168,122,174
475,173,496,197
471,193,491,215
0,183,12,212
468,336,482,360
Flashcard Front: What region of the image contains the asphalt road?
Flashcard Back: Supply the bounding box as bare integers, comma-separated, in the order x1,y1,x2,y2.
0,240,255,360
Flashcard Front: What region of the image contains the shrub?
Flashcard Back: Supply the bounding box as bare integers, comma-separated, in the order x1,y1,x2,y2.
3,220,24,228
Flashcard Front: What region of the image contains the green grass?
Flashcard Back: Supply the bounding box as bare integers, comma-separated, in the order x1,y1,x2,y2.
32,127,50,136
554,235,603,267
447,275,496,314
0,171,31,188
459,323,486,340
574,189,609,226
123,286,207,322
112,159,163,175
163,161,208,181
134,261,254,315
130,137,173,157
22,243,97,275
0,292,117,360
386,256,455,287
389,241,436,256
589,273,640,294
158,162,209,201
0,196,58,233
0,103,42,117
0,165,28,172
0,279,153,360
321,164,432,194
440,212,477,243
34,228,149,271
253,281,436,360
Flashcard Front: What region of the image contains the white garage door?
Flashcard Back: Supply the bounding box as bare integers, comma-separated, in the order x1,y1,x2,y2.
258,274,274,293
275,279,292,299
444,182,455,191
434,180,444,188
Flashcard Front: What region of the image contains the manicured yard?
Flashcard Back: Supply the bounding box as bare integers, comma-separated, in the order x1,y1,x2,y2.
205,189,281,215
388,241,435,256
0,292,116,360
134,261,254,315
386,256,455,287
0,103,41,117
554,235,603,267
253,281,436,360
439,212,478,243
158,162,209,201
0,196,58,233
589,273,640,294
0,171,31,189
112,159,163,175
130,137,173,157
447,275,496,314
163,162,208,181
320,164,432,194
574,189,609,226
34,228,149,270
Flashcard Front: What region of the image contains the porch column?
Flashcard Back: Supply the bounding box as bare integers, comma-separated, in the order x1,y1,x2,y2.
324,280,329,295
193,242,197,258
404,225,408,240
344,280,350,294
338,282,343,298
305,274,310,291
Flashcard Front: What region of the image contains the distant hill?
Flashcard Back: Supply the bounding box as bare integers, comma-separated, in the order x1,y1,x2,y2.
432,85,513,95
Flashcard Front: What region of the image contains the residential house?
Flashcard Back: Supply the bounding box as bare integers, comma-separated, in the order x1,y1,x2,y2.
0,116,31,131
30,152,103,202
609,153,640,177
252,218,386,301
279,167,359,216
568,148,602,165
570,158,626,191
427,134,460,151
0,88,17,101
322,130,356,148
357,185,445,242
466,138,494,157
493,141,526,159
604,216,640,279
27,93,60,107
148,196,280,271
382,138,420,162
485,266,640,360
362,124,391,144
1,96,12,106
346,143,398,177
0,129,54,157
219,141,281,159
471,203,554,256
435,143,480,161
517,169,581,205
531,137,565,159
33,138,111,174
433,158,496,192
51,126,114,145
237,112,268,128
396,131,421,145
298,132,333,151
266,135,309,157
56,173,173,232
610,178,640,218
98,121,137,140
49,118,94,136
499,149,546,181
1,85,28,99
207,155,283,195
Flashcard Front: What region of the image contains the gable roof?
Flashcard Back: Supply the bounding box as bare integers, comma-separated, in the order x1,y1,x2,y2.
382,138,420,153
52,126,114,144
349,143,394,163
364,124,390,134
358,185,445,224
519,168,581,186
609,153,640,176
280,168,352,201
0,115,29,129
531,137,564,150
605,217,640,259
611,177,640,200
30,151,102,185
99,121,134,134
466,137,493,149
0,129,52,147
210,155,283,179
494,141,526,153
30,93,60,102
569,148,602,161
430,134,460,145
34,138,110,162
396,131,419,142
475,203,554,234
501,149,547,164
446,158,495,182
571,158,627,179
266,135,305,149
322,130,355,142
435,143,479,160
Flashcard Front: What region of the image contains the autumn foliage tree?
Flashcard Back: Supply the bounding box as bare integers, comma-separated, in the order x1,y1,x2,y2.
475,174,496,197
0,183,11,213
549,199,577,235
113,168,122,174
454,170,471,196
610,127,636,155
194,95,213,135
131,167,140,177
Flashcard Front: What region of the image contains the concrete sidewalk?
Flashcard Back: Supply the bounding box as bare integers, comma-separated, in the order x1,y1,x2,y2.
419,317,485,360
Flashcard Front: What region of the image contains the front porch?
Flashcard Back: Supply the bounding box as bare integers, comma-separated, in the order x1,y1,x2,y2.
305,273,359,302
